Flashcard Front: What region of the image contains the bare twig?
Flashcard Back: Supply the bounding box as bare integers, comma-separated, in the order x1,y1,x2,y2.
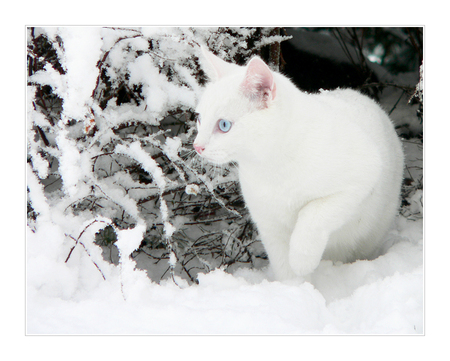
64,219,110,280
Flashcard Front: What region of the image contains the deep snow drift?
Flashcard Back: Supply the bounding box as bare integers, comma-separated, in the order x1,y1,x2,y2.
26,209,423,334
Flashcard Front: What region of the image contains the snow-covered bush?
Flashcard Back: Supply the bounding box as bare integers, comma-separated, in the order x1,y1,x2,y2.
27,26,289,284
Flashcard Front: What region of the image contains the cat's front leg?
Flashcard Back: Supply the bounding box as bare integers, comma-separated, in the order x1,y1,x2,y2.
261,236,298,281
288,226,328,277
288,192,361,277
252,220,297,281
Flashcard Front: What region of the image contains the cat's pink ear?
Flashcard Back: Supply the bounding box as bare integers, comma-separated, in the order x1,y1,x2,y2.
200,45,240,82
241,57,276,108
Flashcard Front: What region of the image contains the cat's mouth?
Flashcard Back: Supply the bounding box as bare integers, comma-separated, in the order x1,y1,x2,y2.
193,139,234,164
195,149,230,165
198,153,223,164
193,143,205,155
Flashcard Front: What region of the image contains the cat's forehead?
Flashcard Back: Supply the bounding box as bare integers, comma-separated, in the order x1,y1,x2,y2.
205,75,241,98
196,75,247,119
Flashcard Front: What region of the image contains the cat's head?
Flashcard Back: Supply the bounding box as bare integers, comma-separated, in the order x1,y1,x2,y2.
193,47,277,164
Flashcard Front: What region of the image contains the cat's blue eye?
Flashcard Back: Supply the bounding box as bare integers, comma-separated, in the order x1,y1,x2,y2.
218,119,232,133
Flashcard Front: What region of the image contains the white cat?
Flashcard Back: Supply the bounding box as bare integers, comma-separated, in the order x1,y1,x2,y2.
194,47,404,281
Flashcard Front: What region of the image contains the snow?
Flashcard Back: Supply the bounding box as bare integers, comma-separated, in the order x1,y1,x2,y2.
30,28,103,122
57,27,103,121
26,26,424,337
163,136,182,159
115,222,147,260
115,141,167,190
185,183,200,195
127,52,197,115
28,149,49,179
55,128,90,199
26,212,423,335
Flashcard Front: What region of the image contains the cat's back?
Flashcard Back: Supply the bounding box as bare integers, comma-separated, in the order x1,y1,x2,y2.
314,88,396,137
307,88,403,158
267,85,404,207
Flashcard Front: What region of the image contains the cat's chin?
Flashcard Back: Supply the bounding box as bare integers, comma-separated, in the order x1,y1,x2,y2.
203,158,230,166
198,153,232,165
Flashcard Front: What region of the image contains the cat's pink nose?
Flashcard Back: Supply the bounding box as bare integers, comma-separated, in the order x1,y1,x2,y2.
194,144,205,154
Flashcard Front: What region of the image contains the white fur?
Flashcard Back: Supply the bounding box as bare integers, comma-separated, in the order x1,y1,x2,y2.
194,49,404,281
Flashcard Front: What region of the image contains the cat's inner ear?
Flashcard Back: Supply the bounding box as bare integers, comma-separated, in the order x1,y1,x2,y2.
240,57,277,109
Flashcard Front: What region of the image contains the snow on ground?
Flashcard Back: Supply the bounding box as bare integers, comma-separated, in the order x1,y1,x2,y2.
26,210,422,334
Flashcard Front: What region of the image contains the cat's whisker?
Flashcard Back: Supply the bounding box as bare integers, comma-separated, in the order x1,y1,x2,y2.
186,151,198,161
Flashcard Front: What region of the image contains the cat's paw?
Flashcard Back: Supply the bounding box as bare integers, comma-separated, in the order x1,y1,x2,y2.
269,261,298,281
288,247,321,277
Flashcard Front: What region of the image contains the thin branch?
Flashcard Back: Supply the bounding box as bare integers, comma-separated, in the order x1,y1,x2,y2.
357,82,415,94
389,90,405,116
64,219,110,280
